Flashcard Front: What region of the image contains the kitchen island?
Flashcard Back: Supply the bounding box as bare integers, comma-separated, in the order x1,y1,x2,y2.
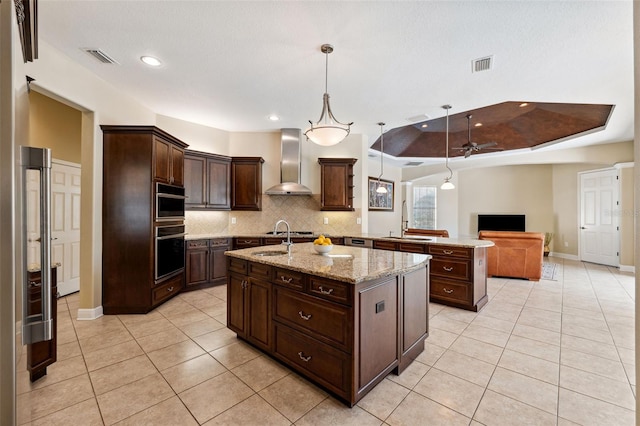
225,242,430,406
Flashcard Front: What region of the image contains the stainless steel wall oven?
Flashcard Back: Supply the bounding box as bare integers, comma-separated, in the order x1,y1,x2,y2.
156,183,186,221
155,224,185,280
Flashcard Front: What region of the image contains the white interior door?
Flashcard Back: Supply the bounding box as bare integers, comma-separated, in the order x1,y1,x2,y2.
51,160,81,296
579,168,619,267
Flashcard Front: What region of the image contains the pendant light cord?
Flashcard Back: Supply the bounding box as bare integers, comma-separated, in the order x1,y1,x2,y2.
378,122,385,182
444,105,453,179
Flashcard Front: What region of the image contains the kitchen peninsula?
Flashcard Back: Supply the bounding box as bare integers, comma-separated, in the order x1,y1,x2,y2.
225,243,430,406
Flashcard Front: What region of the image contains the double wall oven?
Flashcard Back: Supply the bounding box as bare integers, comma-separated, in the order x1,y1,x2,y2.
154,183,186,280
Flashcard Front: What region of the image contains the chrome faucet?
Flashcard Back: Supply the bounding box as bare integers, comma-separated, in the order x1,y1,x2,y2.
274,219,293,257
401,200,408,237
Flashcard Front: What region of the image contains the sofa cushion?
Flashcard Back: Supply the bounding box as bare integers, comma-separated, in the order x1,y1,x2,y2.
478,231,544,281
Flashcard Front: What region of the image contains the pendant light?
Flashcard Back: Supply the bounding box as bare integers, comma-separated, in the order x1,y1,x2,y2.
304,44,353,146
441,105,455,190
376,122,387,194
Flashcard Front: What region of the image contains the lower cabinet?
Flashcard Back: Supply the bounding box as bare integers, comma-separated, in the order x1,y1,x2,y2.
27,267,58,382
226,257,429,406
185,238,230,291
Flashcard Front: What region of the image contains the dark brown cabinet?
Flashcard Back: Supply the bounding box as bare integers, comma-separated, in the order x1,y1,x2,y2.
185,238,230,290
231,157,264,210
318,158,357,211
101,125,187,314
184,150,231,210
27,267,57,382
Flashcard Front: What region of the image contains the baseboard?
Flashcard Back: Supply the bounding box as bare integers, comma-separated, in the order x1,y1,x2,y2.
619,264,635,273
77,306,104,321
548,252,579,261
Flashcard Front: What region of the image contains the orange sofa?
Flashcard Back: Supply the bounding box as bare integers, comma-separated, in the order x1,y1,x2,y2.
478,231,544,281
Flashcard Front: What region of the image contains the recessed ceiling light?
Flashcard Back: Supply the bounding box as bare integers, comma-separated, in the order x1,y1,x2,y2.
268,114,280,121
475,123,483,127
421,124,428,128
519,102,529,107
140,56,162,67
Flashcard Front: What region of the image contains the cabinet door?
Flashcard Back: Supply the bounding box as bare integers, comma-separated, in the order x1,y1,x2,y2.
207,158,231,210
227,272,247,336
210,246,228,281
319,159,356,211
186,247,209,286
247,278,271,351
231,158,263,210
184,155,206,208
171,145,184,186
153,136,171,184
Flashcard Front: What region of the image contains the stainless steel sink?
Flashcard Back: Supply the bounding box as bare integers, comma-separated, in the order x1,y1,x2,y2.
253,250,289,257
388,236,432,241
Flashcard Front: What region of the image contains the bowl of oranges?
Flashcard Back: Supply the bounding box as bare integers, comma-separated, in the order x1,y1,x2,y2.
313,235,333,255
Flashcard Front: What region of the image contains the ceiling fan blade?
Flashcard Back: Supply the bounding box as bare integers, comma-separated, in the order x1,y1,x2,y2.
476,141,498,149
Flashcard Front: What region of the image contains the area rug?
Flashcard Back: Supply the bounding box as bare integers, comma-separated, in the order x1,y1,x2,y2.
542,262,559,281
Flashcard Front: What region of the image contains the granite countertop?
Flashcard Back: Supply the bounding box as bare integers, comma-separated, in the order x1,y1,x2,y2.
225,242,431,284
349,234,495,249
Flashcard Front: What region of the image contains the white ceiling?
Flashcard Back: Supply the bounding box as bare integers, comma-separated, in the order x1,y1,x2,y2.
37,1,634,166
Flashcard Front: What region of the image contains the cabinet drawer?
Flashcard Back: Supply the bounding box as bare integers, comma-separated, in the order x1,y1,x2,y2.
273,287,352,352
187,239,209,249
398,242,426,253
273,323,350,396
373,240,397,251
248,262,271,280
428,245,472,259
153,275,182,305
273,268,305,290
431,278,470,303
430,258,470,280
234,237,261,249
210,238,230,248
308,277,350,305
228,257,247,274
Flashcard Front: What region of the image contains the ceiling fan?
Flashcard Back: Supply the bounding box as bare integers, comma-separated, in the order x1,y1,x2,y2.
454,114,502,158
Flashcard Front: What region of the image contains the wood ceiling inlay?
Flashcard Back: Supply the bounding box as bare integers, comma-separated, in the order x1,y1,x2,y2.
371,102,614,158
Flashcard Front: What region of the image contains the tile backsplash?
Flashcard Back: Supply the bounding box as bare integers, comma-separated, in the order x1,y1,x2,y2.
185,195,362,236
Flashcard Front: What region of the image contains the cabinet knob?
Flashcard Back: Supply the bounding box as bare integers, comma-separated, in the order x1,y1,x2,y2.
167,286,174,292
280,276,293,283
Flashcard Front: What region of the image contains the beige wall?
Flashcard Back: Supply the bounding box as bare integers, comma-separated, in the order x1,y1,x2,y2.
28,91,81,163
367,157,403,236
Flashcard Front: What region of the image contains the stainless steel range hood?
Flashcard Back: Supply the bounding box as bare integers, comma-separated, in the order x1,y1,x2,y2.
265,129,312,195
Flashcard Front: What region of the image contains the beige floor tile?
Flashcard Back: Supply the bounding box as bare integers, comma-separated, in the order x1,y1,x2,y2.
560,348,627,382
114,395,198,426
413,341,446,366
29,355,88,391
73,316,126,340
297,397,383,426
561,322,616,345
430,315,469,334
461,324,510,347
449,335,504,365
413,368,484,418
125,317,176,339
210,340,261,369
185,294,226,310
161,353,227,393
147,340,206,371
436,306,478,324
511,323,561,346
357,378,410,421
231,355,291,391
117,311,164,326
470,314,515,333
207,285,227,300
488,367,558,414
474,389,556,426
83,340,144,372
79,328,134,354
426,328,459,349
178,371,254,424
167,309,211,328
56,339,82,361
178,317,226,338
259,374,328,423
433,350,495,387
135,327,189,353
562,312,609,331
386,391,470,426
193,327,239,352
562,305,604,319
505,334,560,363
477,301,522,323
386,356,430,389
97,372,174,425
498,349,559,385
203,394,290,425
561,334,620,361
201,302,227,319
558,388,635,425
31,397,103,426
155,298,197,317
517,307,562,332
560,365,635,410
57,324,79,345
89,354,157,395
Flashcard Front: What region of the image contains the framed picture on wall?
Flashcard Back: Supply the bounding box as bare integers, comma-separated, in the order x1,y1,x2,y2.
368,177,394,211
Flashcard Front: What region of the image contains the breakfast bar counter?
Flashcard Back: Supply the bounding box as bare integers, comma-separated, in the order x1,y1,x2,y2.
225,243,430,406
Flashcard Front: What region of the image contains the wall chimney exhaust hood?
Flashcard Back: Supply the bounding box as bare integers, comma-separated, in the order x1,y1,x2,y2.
265,129,313,195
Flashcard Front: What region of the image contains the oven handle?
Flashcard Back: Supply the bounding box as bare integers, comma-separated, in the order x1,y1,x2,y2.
157,193,187,200
156,233,186,241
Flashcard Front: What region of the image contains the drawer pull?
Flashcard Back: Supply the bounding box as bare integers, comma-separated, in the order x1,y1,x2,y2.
443,249,454,255
280,276,293,283
443,266,453,272
297,351,312,362
443,288,454,294
298,311,312,320
167,286,174,292
241,280,248,289
318,286,333,295
242,240,253,244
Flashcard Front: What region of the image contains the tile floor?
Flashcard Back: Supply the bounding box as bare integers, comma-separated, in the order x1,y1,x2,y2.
16,258,636,425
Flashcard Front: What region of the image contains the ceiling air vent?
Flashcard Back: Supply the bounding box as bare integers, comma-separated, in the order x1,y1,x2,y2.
83,48,119,64
472,55,493,73
404,161,423,166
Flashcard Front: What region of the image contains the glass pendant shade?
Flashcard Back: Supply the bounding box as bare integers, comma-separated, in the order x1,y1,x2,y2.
376,184,388,194
441,178,455,190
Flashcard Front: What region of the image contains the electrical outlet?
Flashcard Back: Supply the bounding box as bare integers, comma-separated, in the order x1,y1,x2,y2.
323,217,329,225
356,217,361,225
231,217,237,224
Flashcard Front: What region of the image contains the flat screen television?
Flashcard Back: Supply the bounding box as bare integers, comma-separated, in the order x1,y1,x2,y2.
477,214,525,233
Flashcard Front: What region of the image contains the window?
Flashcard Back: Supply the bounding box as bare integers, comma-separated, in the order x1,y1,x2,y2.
412,186,436,229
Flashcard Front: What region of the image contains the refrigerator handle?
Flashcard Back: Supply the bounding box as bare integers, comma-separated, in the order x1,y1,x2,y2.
21,146,53,344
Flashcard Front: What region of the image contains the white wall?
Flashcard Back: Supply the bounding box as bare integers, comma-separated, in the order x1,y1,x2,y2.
367,158,403,236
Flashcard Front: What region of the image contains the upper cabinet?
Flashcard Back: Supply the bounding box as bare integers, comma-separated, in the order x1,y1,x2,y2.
184,150,232,210
318,158,357,211
153,135,185,186
231,157,264,211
